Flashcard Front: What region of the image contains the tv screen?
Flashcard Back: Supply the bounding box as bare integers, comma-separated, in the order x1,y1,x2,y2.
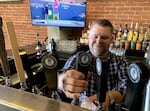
0,0,20,1
30,0,86,27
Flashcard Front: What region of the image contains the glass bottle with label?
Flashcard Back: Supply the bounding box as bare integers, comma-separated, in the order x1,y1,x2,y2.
138,26,144,42
130,41,136,50
117,24,123,39
144,26,150,41
127,22,134,41
132,23,139,42
113,24,118,40
136,41,142,50
122,24,129,39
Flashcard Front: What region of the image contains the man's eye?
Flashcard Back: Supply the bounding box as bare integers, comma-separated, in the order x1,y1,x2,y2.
94,36,98,38
92,35,98,38
101,36,109,40
91,35,110,39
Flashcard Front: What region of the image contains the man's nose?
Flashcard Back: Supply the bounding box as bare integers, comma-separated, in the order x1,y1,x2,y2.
96,36,103,43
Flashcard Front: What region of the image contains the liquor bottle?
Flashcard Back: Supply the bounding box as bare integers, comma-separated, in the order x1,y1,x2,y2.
132,23,139,42
136,41,142,50
144,26,150,41
127,22,134,41
122,24,129,39
113,24,118,40
117,24,123,39
138,26,144,42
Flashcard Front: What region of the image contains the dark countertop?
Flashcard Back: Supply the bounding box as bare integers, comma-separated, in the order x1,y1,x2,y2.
0,85,89,111
7,44,46,56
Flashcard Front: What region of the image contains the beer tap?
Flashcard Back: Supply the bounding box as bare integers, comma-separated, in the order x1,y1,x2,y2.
122,45,150,111
96,58,110,111
71,51,92,105
96,58,104,111
5,76,12,86
41,38,60,100
142,44,150,111
35,33,42,59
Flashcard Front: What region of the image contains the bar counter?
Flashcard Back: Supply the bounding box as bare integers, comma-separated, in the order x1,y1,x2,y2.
0,85,89,111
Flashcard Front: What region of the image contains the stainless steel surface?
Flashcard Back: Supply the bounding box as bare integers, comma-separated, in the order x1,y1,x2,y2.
0,102,26,111
0,85,89,111
144,79,150,111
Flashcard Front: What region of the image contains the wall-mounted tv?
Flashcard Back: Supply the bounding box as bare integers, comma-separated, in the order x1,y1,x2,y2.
30,0,86,27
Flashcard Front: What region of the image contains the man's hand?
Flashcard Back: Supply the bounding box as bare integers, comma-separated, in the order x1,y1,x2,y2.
58,69,88,99
88,90,123,111
104,90,123,111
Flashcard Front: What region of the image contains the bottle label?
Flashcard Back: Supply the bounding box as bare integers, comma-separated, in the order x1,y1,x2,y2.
138,33,144,42
142,42,148,51
144,34,150,41
127,31,133,41
136,42,142,50
133,32,138,41
130,41,136,50
117,32,122,38
125,41,130,50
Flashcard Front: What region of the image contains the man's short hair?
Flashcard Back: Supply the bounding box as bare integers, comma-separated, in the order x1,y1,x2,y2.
90,19,114,34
